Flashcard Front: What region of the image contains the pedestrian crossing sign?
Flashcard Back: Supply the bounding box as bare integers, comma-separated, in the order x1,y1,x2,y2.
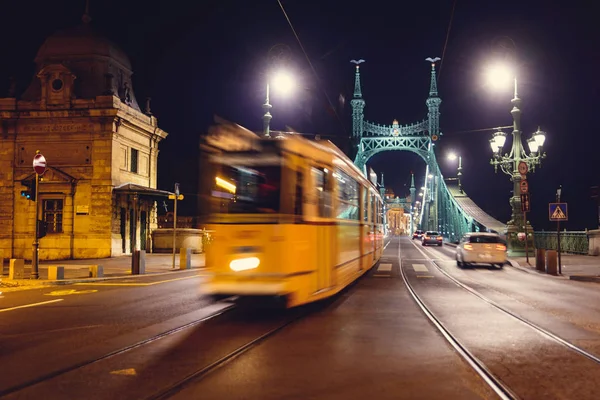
549,203,568,221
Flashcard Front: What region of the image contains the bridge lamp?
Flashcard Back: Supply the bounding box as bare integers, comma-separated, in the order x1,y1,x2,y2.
427,174,433,179
263,69,296,137
447,153,463,193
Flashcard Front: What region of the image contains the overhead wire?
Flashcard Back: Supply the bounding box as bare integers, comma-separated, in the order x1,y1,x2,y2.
275,0,349,138
438,0,458,82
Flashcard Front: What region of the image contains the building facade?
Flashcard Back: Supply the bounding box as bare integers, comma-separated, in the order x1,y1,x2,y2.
0,14,168,261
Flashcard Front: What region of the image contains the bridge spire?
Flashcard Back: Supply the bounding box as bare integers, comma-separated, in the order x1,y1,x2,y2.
350,59,365,98
425,57,442,140
350,59,366,151
380,173,385,187
425,57,440,97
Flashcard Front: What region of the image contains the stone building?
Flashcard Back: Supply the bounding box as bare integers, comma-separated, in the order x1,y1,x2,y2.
0,11,169,261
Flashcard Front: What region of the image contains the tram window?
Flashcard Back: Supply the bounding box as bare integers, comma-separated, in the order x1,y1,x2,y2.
362,187,369,222
311,167,332,218
334,169,359,220
370,194,376,224
294,170,303,216
211,165,281,214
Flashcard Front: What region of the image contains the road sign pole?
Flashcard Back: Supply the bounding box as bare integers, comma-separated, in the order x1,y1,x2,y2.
31,173,40,279
524,211,529,265
556,187,562,275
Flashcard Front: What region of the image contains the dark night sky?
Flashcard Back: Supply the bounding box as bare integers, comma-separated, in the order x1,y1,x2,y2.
1,0,599,230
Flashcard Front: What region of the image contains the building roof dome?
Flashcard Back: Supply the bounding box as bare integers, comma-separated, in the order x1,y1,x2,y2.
35,22,132,71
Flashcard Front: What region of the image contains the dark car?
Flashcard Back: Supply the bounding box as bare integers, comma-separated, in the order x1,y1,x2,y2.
412,230,424,240
422,231,443,246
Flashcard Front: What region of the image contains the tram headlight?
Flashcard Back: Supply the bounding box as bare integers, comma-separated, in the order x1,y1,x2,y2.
230,257,260,272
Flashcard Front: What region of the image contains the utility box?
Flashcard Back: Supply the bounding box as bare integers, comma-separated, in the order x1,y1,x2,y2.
180,248,192,270
9,259,25,279
535,248,546,271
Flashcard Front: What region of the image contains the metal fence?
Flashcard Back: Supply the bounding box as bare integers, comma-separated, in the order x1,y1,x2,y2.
533,231,589,255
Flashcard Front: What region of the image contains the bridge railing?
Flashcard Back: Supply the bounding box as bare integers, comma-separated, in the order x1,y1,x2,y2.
533,231,589,255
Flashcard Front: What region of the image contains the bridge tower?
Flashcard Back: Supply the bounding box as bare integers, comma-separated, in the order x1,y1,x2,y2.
424,58,442,232
350,60,366,160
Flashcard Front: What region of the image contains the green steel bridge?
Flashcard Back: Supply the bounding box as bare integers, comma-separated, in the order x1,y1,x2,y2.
350,58,506,242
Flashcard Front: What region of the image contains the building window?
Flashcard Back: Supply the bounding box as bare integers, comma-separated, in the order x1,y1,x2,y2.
43,199,63,233
131,148,139,173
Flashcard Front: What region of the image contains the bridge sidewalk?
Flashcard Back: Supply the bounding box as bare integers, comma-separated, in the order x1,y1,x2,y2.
444,242,600,282
0,253,206,291
508,254,600,282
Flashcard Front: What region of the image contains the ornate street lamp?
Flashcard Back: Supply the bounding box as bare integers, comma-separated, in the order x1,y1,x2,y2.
487,63,547,255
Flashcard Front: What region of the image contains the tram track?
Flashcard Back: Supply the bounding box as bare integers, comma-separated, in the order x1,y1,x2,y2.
403,239,600,399
0,300,237,398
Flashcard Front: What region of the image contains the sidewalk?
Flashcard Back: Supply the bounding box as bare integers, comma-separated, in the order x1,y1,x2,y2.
445,242,600,283
0,253,206,291
508,253,600,282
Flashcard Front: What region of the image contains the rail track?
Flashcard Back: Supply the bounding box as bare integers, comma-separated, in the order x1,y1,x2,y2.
403,240,600,400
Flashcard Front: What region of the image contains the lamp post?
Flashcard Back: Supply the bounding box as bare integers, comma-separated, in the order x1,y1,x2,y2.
487,64,547,255
448,153,463,193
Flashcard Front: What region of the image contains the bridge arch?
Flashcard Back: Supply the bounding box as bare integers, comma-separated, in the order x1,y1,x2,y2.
349,58,503,240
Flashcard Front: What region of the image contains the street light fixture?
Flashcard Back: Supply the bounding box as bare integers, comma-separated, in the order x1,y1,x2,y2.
487,62,547,255
447,153,463,193
263,69,296,137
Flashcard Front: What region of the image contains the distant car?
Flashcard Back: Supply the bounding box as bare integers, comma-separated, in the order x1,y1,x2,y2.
412,230,424,240
421,231,443,246
455,232,507,268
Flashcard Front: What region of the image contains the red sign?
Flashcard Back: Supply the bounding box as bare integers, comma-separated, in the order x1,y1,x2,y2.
33,153,47,175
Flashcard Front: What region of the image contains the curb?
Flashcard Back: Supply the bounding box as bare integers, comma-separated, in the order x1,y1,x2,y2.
569,275,600,283
1,266,204,287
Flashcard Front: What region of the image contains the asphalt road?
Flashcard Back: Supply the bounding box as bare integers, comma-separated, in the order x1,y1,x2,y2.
3,236,600,399
0,270,231,397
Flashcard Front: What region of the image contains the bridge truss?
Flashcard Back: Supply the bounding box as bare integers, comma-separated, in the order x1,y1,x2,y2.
350,59,504,241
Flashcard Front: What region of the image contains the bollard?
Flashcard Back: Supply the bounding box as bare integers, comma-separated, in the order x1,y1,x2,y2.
89,265,104,278
9,259,25,279
131,250,146,275
546,250,558,275
180,248,192,270
535,248,546,272
48,266,65,280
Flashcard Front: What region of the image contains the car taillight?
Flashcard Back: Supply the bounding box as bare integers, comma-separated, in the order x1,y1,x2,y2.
496,244,506,251
437,236,442,240
464,244,473,250
424,236,429,239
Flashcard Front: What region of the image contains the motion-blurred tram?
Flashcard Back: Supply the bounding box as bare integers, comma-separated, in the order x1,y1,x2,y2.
204,131,384,308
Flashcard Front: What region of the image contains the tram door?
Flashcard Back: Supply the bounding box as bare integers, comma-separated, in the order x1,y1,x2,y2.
311,166,334,291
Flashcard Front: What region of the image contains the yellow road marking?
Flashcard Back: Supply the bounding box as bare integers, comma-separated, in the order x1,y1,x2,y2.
0,299,64,313
110,368,137,376
416,275,434,278
373,274,391,278
45,289,98,296
73,275,201,287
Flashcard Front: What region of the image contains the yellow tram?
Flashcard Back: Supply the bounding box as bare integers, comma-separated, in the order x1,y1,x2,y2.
204,132,384,308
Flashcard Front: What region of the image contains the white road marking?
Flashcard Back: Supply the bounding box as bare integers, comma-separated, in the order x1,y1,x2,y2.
412,264,429,272
0,299,64,313
378,263,392,272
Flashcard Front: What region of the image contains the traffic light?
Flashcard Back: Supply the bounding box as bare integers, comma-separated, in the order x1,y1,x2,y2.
20,180,36,201
37,220,48,239
20,189,36,201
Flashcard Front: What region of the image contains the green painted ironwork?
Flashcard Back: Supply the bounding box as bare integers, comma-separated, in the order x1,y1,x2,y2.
350,58,489,240
533,231,589,255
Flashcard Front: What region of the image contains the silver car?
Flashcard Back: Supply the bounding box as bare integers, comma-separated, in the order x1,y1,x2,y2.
456,232,507,268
